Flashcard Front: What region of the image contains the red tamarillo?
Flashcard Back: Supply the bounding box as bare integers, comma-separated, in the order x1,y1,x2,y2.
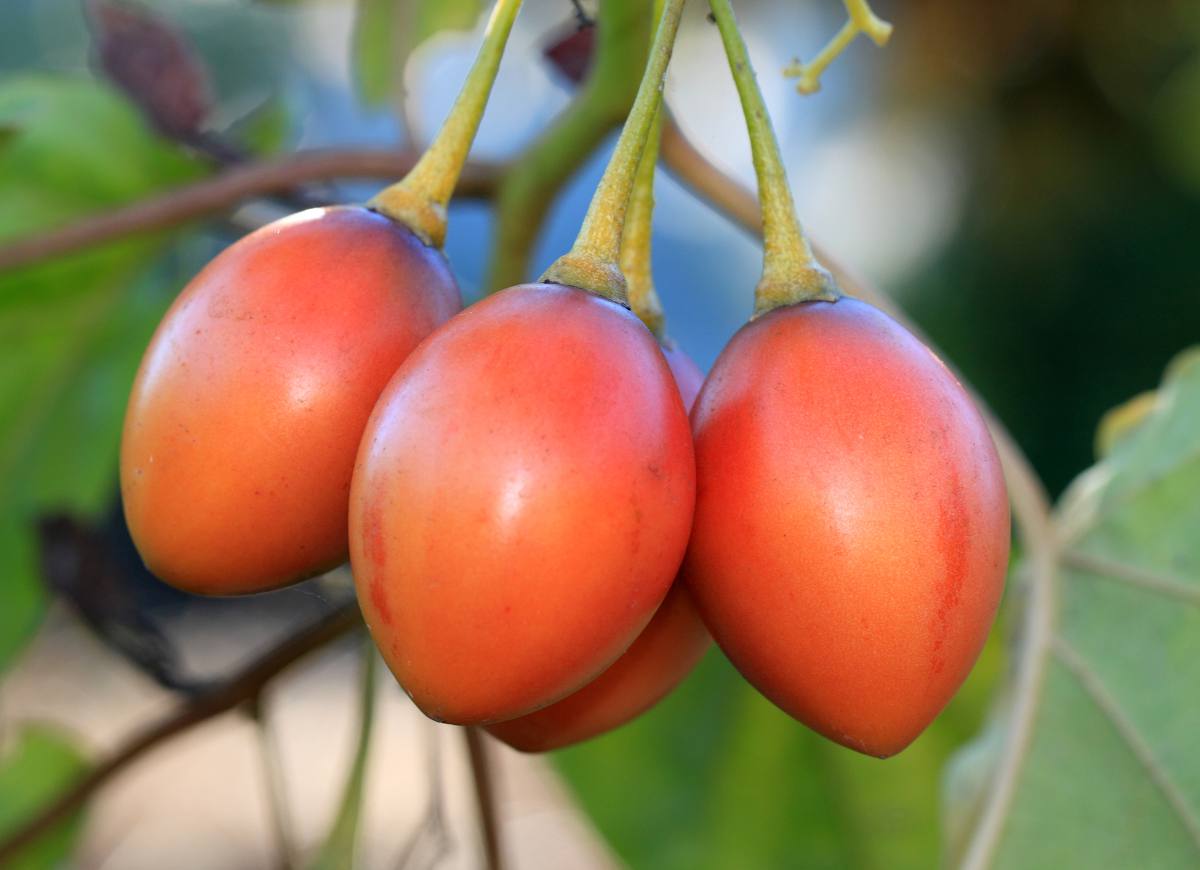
349,0,695,724
121,0,523,593
683,0,1009,757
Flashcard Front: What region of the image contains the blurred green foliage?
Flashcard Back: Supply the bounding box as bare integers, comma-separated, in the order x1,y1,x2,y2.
557,628,1004,869
902,2,1200,497
353,0,486,107
0,727,89,869
0,76,202,671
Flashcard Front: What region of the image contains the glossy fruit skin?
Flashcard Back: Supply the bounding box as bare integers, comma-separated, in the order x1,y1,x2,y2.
685,298,1009,758
487,343,710,752
349,283,695,726
487,580,709,751
121,206,460,595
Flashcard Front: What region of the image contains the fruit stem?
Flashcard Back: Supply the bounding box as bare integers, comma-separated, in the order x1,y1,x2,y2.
541,0,687,305
783,0,892,95
708,0,841,315
483,0,651,294
620,103,665,337
369,0,523,248
620,0,668,337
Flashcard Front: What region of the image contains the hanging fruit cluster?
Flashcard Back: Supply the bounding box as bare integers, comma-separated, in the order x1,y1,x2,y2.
120,0,1010,759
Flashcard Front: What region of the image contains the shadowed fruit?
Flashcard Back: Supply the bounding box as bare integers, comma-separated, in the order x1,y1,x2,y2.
685,298,1009,757
121,206,460,594
349,283,695,725
661,342,705,409
487,343,710,752
487,580,709,751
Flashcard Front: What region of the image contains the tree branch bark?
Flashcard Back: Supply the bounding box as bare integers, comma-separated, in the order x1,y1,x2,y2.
0,149,502,272
0,602,363,865
463,727,503,870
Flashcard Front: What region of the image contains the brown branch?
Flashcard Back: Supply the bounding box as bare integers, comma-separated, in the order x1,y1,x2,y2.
462,727,503,870
660,116,760,234
0,150,503,272
0,601,363,864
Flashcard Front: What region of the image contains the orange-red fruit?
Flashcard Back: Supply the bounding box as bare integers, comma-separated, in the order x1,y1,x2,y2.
487,581,709,751
487,344,710,752
121,206,460,595
661,342,706,411
349,284,696,725
685,298,1009,758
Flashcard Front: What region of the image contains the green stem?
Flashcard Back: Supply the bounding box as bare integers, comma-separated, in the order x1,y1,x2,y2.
310,642,377,870
484,0,649,293
785,17,857,95
708,0,840,314
541,0,688,304
846,0,893,44
783,0,892,94
620,104,665,337
369,0,523,247
250,699,297,869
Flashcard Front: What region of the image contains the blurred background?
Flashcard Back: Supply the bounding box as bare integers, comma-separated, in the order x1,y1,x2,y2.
1,0,1198,867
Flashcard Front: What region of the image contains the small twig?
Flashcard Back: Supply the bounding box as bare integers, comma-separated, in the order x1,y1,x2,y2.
782,0,892,95
1062,549,1200,606
250,697,298,870
0,602,363,864
462,727,503,870
570,0,593,27
394,719,452,869
0,149,503,272
311,640,378,870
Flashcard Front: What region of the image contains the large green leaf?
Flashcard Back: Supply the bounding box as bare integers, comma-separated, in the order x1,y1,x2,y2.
0,75,202,673
352,0,486,108
557,623,1004,869
951,347,1200,868
0,727,89,869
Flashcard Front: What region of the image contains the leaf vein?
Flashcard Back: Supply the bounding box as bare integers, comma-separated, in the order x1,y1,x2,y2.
1051,635,1200,853
1063,550,1200,607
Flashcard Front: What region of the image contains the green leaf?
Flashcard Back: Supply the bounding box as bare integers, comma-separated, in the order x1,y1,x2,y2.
0,77,198,212
352,0,396,107
0,727,90,869
1155,55,1200,192
950,347,1200,868
227,97,294,156
557,626,1003,870
309,645,378,870
0,75,203,674
1094,389,1158,460
352,0,486,107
